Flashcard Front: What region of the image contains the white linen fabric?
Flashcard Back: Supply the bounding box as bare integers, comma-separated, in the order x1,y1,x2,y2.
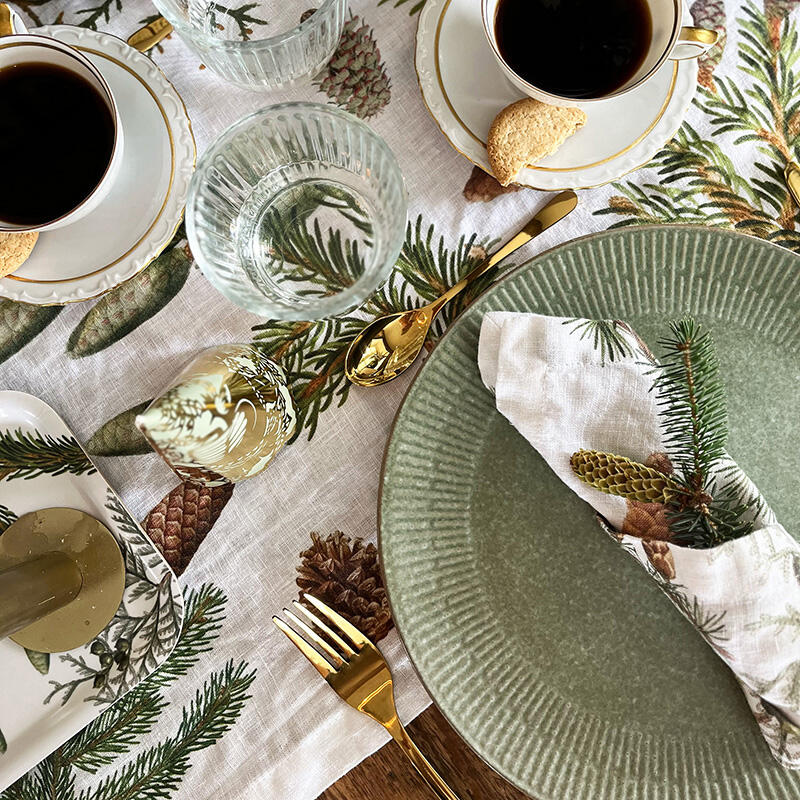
478,312,800,769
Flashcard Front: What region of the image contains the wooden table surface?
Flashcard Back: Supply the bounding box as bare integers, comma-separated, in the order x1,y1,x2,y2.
318,705,530,800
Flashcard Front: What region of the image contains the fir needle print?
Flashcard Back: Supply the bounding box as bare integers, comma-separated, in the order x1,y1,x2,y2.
0,504,16,534
0,584,255,800
598,2,800,249
0,429,95,480
252,216,500,439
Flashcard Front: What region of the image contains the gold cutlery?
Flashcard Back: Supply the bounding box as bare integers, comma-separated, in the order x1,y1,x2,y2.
127,16,173,53
344,189,578,387
785,161,800,208
274,593,462,800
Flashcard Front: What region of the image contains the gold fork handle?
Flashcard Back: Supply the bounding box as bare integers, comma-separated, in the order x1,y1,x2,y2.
387,720,462,800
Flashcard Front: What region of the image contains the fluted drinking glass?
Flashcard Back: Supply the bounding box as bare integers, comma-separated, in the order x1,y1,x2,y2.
152,0,346,89
187,102,407,320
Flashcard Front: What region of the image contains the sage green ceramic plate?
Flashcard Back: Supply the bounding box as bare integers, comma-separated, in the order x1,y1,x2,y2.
380,226,800,800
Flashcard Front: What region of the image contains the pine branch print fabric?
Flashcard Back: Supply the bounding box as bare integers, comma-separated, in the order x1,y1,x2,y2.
2,0,800,797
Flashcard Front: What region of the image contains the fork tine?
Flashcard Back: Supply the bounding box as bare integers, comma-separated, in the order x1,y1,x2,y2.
272,616,335,678
283,608,346,667
292,601,356,657
302,592,370,649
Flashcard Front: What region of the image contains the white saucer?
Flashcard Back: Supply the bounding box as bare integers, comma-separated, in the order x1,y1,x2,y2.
0,26,195,305
415,0,698,190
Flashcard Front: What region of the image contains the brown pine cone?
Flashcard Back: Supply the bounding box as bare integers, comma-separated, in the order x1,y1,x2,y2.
621,500,673,541
463,166,521,202
297,530,393,642
642,539,676,580
143,481,235,575
645,452,674,476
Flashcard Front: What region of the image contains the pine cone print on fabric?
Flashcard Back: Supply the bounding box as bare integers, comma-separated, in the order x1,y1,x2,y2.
297,530,393,642
143,481,235,575
690,0,727,91
313,14,391,120
0,300,62,365
642,539,676,580
86,400,153,457
463,166,522,202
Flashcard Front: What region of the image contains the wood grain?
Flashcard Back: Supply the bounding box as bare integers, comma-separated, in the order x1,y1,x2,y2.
317,705,530,800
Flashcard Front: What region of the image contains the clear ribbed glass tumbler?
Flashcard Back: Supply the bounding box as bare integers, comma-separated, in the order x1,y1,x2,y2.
151,0,346,89
187,103,407,320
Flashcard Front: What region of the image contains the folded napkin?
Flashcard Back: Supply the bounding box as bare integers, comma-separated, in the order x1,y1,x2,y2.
478,311,800,769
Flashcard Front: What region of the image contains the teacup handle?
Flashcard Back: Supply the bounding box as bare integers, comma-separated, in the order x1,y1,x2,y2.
0,3,28,36
669,25,718,61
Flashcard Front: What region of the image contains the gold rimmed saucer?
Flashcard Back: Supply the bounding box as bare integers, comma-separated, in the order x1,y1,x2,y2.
415,0,699,190
0,25,195,305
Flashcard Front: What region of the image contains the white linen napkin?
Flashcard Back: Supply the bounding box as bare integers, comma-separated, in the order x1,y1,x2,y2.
478,311,800,769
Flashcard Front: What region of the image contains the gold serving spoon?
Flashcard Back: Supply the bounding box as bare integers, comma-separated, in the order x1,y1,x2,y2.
786,161,800,208
344,189,578,387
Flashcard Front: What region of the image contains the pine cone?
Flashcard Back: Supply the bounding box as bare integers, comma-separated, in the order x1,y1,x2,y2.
642,539,676,580
315,15,391,120
463,166,521,202
644,451,674,476
622,500,673,541
143,481,234,575
690,0,727,91
297,531,393,642
571,450,680,503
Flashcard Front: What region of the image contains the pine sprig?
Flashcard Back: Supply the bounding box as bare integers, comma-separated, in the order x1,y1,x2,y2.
564,319,634,364
0,429,95,481
207,1,268,40
653,318,758,547
147,584,227,687
253,215,498,439
76,661,256,800
598,2,800,252
60,685,168,774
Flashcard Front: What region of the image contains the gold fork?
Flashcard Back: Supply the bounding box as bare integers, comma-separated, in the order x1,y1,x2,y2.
273,593,461,800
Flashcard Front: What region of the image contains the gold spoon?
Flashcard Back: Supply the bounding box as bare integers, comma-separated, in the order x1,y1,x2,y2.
344,189,578,387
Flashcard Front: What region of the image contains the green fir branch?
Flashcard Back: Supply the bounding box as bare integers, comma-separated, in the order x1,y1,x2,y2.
0,429,95,481
564,319,634,364
60,685,168,774
253,216,500,439
377,0,426,15
76,661,256,800
653,318,758,547
147,584,227,687
207,1,269,40
76,0,122,30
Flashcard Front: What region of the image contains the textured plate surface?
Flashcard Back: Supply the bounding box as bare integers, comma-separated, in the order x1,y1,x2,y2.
415,0,696,190
0,26,195,305
0,391,184,792
381,227,800,799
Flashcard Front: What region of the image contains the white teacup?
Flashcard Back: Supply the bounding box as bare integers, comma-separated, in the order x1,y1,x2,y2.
481,0,718,106
0,4,123,232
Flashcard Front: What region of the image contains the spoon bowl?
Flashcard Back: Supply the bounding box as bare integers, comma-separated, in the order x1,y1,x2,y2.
344,190,578,387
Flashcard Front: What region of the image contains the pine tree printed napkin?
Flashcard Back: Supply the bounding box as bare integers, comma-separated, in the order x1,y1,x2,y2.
478,312,800,769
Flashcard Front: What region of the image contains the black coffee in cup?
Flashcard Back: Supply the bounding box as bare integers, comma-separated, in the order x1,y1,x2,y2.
0,62,115,226
494,0,653,99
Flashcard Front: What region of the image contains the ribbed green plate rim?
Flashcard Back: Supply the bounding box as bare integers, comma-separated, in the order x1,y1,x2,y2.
379,225,800,800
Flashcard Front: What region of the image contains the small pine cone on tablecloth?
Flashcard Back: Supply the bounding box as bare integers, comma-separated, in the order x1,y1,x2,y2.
571,450,679,503
297,531,393,642
642,539,676,580
143,481,235,575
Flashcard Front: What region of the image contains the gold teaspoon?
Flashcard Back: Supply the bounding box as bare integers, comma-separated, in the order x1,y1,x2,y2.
344,189,578,387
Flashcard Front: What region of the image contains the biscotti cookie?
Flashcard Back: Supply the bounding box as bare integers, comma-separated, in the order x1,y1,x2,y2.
0,231,38,278
487,99,586,186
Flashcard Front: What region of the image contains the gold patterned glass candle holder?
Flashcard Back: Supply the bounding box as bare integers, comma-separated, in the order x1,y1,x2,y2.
136,344,297,486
